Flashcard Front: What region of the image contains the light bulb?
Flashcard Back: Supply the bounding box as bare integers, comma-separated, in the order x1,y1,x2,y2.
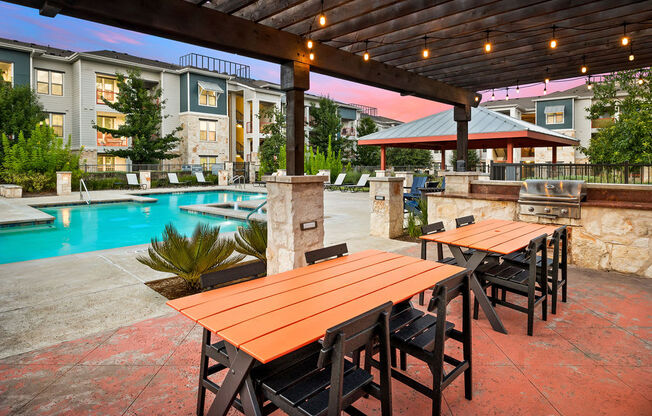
506,93,509,100
307,39,313,49
544,85,547,95
629,53,635,61
319,14,326,26
474,96,479,102
621,36,629,46
545,77,550,84
422,49,429,58
484,42,491,52
363,52,369,61
550,39,557,49
587,82,592,90
581,65,587,74
309,52,315,60
638,78,644,85
491,89,495,100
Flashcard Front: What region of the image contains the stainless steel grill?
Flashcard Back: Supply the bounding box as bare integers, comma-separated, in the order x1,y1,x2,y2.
518,180,586,219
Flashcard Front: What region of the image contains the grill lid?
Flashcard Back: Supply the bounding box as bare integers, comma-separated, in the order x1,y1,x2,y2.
518,179,585,202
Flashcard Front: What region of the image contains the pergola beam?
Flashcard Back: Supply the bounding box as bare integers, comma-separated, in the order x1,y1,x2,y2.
15,0,478,108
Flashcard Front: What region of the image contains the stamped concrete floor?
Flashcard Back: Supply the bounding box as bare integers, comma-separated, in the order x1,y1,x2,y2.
1,242,650,416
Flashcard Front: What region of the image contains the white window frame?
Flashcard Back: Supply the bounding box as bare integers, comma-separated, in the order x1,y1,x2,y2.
96,74,118,104
0,61,13,85
35,69,64,96
198,85,218,107
199,119,217,141
42,113,65,137
545,111,564,125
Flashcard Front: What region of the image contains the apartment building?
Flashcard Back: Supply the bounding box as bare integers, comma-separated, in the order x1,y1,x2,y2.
0,37,397,171
480,83,617,164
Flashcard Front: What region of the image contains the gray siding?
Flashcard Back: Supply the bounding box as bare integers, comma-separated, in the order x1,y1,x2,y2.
0,47,30,86
188,73,227,115
180,73,188,112
161,72,180,137
32,57,74,142
536,98,573,130
338,107,357,121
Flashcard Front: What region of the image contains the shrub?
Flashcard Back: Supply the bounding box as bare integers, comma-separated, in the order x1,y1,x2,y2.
406,211,421,238
137,223,244,290
234,220,267,264
2,171,52,193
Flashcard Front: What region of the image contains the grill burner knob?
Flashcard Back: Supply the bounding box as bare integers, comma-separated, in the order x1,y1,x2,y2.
528,207,534,212
544,207,551,213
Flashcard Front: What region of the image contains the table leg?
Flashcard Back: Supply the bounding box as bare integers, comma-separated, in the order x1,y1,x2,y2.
449,247,508,334
207,342,262,416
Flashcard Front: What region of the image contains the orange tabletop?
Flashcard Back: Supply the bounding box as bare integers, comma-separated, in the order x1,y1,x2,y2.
420,220,558,255
167,249,465,364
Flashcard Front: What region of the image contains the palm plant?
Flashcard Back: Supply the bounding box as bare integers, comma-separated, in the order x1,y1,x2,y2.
234,220,268,264
137,223,244,290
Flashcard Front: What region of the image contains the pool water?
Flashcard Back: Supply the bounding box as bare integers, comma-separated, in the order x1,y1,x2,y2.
0,191,265,264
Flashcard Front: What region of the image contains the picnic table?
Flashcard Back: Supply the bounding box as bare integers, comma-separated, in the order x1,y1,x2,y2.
167,249,466,416
420,219,558,334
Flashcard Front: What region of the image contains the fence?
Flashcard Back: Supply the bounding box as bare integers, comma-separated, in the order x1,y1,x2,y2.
489,162,652,184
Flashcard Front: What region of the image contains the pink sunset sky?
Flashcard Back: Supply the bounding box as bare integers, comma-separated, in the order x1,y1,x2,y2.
0,2,586,122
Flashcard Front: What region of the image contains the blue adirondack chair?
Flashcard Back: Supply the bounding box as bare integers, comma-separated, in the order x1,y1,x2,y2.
404,176,427,199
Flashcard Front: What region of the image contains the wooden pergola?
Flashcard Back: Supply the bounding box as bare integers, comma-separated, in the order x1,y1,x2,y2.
14,0,652,173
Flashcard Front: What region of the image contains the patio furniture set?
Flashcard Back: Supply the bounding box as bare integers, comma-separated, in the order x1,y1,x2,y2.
167,216,568,416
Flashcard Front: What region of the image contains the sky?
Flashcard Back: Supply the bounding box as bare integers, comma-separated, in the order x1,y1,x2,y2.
0,2,585,122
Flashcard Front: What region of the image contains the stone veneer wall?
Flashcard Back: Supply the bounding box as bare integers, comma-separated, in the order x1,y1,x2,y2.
178,114,230,164
427,193,652,278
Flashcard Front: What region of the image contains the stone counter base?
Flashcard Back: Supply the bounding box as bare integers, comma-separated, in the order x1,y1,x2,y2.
427,194,652,278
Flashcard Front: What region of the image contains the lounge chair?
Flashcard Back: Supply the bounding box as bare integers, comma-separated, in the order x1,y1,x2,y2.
194,172,209,184
168,172,190,187
341,173,370,192
404,176,428,199
325,173,346,190
126,173,146,190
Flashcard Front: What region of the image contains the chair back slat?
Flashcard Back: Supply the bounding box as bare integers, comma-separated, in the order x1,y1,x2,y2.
421,221,445,236
168,172,180,184
195,172,206,183
410,176,427,193
455,215,475,228
200,261,266,290
305,243,348,265
318,301,392,369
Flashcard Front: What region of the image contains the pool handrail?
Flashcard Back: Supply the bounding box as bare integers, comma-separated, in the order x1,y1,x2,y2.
80,179,91,205
246,199,267,222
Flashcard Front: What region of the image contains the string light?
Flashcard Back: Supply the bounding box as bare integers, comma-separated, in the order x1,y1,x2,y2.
587,76,592,90
545,77,550,84
621,23,629,46
307,39,313,49
581,55,587,74
309,52,315,60
491,88,495,100
505,87,509,100
549,25,558,49
363,41,369,61
629,44,635,61
484,30,492,52
422,35,429,58
516,80,520,94
474,96,479,102
638,76,644,85
543,83,547,94
318,0,326,26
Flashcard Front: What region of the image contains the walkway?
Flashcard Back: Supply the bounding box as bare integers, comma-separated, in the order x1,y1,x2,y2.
1,246,650,415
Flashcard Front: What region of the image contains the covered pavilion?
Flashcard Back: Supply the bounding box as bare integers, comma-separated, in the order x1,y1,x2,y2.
358,106,579,169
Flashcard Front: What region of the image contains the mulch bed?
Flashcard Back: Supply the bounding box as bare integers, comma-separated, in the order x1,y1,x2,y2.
146,276,196,300
392,234,421,244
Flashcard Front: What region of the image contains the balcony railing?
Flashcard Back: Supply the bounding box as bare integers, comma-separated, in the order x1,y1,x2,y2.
489,162,652,184
179,53,251,79
97,132,128,147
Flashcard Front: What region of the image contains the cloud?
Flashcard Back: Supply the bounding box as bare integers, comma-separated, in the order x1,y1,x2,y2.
93,30,143,45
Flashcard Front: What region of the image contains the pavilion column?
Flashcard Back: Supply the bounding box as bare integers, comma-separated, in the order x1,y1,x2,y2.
552,146,558,163
380,145,386,170
440,150,446,171
265,61,326,275
454,105,471,171
507,140,514,163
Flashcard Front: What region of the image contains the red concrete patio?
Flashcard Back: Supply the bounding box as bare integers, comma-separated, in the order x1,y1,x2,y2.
1,245,651,416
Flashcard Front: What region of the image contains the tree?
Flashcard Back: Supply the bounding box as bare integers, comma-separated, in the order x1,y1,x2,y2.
93,69,181,164
582,69,652,164
258,105,286,174
386,147,432,167
309,97,343,154
0,79,45,156
354,116,380,166
449,150,482,170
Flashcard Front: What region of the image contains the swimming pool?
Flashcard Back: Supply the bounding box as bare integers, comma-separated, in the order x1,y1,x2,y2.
0,191,265,264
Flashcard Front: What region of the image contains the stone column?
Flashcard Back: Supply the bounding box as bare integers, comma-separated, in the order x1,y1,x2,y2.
224,162,234,183
369,177,405,238
395,171,413,188
454,105,471,171
218,170,229,186
249,163,260,183
265,175,328,274
56,171,72,195
139,171,151,190
442,171,489,194
375,169,387,178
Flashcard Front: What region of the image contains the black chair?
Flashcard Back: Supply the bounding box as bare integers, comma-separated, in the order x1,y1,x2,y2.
455,215,476,228
305,243,348,265
476,234,549,336
503,226,567,314
370,269,473,416
196,261,267,416
253,302,394,416
418,221,457,306
455,215,500,265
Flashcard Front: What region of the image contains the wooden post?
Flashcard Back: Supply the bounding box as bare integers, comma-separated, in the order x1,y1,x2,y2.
507,140,514,163
380,145,386,170
552,146,558,163
440,149,446,170
281,61,310,175
454,105,471,171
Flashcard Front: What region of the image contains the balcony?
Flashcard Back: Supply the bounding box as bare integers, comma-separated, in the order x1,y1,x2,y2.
97,132,128,147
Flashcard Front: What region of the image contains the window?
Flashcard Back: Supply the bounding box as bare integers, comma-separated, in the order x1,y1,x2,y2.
96,115,127,146
197,80,223,107
199,87,217,107
35,69,64,96
0,61,13,84
199,120,217,141
200,156,219,166
96,75,118,104
544,105,564,125
42,113,65,137
521,147,535,158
